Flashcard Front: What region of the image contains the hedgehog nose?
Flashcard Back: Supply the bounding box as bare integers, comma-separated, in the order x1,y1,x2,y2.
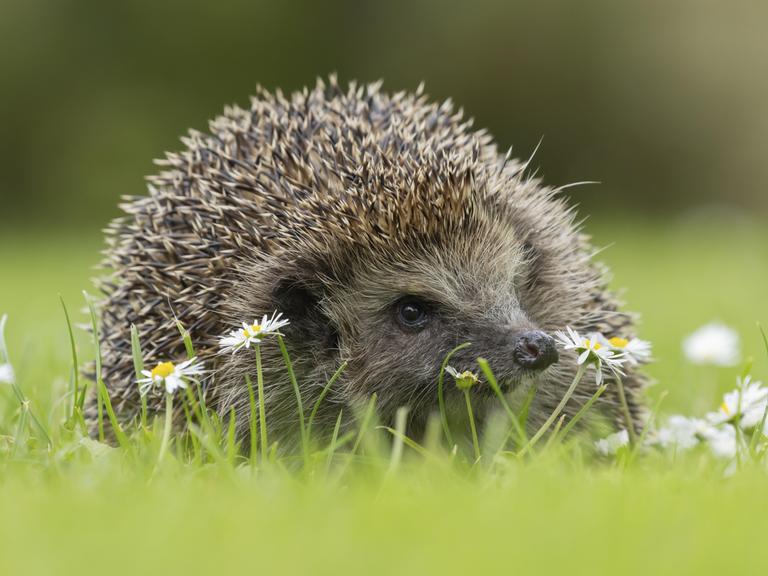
513,331,559,370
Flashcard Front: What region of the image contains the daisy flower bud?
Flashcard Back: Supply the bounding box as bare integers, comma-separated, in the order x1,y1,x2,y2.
445,366,479,390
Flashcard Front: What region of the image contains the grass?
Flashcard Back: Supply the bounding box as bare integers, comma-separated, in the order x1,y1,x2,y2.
0,218,767,575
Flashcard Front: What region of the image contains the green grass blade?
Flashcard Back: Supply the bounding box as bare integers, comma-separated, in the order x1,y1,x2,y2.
276,334,309,468
84,289,132,450
59,295,80,422
380,426,430,457
387,406,409,472
477,357,527,446
175,320,196,359
556,384,607,442
325,409,344,476
307,360,347,441
96,377,130,449
130,324,148,429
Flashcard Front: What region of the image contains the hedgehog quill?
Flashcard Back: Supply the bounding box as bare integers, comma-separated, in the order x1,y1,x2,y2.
92,76,647,448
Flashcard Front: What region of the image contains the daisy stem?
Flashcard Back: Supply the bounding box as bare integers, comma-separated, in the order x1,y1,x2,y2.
464,389,481,462
157,392,174,465
519,363,587,456
255,345,268,464
556,384,607,442
614,373,637,445
245,374,258,466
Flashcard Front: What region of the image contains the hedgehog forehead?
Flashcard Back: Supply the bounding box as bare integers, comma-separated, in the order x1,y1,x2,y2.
324,225,526,316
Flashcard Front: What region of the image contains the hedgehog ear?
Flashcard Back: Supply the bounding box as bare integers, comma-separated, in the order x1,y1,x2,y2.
272,280,319,320
272,279,338,353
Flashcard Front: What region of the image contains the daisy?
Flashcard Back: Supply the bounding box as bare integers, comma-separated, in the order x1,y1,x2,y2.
653,415,708,451
594,429,629,455
604,335,652,365
0,363,14,385
445,366,479,390
700,424,738,460
137,357,205,395
554,326,625,385
706,376,768,429
682,323,740,366
0,314,13,385
219,311,290,354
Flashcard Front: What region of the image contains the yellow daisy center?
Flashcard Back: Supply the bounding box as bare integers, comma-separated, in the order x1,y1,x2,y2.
584,339,602,350
609,337,629,348
242,324,262,338
151,361,176,380
720,402,730,415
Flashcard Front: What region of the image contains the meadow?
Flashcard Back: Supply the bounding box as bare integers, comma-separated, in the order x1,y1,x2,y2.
0,216,767,575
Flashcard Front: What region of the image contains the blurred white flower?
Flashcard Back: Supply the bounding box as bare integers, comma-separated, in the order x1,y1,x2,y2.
706,376,768,429
701,424,738,460
682,323,740,366
555,326,625,385
595,429,629,455
0,363,14,384
605,336,652,365
0,314,13,384
137,357,205,395
445,366,479,390
654,415,707,451
219,311,290,354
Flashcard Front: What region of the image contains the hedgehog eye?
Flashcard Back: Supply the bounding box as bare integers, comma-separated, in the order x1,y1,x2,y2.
395,297,430,331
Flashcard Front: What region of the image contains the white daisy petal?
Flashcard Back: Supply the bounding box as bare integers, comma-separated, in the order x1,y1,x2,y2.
218,311,289,355
595,429,629,455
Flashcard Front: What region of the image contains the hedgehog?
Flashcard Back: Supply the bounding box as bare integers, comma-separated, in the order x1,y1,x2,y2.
93,76,645,448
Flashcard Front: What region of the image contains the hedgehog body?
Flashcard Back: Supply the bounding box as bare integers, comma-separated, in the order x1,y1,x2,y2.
95,77,644,446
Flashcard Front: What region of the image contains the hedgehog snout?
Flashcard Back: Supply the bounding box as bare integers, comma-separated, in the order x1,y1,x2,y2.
512,331,559,371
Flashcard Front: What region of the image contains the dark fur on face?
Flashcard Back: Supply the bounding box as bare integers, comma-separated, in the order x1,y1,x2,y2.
92,76,644,445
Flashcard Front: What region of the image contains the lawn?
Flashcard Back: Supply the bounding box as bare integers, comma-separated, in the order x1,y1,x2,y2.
0,217,767,575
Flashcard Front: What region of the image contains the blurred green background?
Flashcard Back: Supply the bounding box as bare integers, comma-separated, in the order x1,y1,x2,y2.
0,0,766,412
2,0,768,227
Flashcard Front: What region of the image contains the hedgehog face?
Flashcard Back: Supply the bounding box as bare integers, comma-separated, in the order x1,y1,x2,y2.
263,226,565,422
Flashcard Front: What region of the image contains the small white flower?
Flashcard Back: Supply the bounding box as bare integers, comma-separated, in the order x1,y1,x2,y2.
701,424,738,459
445,366,479,390
603,335,652,365
219,311,290,354
653,415,708,451
0,314,12,384
0,363,14,384
706,376,768,429
554,326,625,385
683,323,740,366
595,429,629,455
137,357,205,395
